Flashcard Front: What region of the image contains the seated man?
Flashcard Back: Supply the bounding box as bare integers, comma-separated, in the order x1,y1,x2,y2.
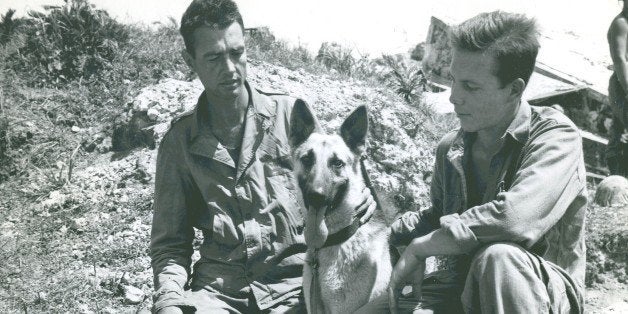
149,1,375,313
388,11,587,313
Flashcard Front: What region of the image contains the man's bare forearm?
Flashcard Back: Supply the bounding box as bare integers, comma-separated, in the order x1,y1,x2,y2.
406,227,470,259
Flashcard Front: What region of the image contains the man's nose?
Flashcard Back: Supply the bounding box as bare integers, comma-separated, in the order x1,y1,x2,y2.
449,85,463,106
223,55,237,73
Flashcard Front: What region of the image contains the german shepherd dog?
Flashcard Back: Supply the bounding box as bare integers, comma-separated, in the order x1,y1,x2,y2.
289,102,393,313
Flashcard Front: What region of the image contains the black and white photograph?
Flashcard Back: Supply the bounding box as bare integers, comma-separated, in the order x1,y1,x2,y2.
0,0,627,313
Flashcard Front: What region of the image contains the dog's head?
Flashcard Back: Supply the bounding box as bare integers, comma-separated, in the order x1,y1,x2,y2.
289,101,368,248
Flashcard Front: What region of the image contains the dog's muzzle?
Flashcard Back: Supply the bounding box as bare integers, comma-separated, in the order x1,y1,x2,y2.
305,191,328,209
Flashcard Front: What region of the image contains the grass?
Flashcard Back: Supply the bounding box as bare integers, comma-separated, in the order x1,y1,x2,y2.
586,202,628,287
0,4,437,309
0,151,156,312
0,3,186,309
0,0,188,182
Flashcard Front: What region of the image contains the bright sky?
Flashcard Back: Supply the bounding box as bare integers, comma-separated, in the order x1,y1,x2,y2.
0,0,621,59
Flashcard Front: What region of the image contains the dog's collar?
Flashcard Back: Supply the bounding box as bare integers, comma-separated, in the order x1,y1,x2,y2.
320,157,378,248
320,209,366,248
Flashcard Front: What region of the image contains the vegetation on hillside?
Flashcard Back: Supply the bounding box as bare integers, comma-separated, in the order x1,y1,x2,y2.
0,1,433,312
0,2,185,311
0,0,187,183
0,0,624,313
0,0,430,184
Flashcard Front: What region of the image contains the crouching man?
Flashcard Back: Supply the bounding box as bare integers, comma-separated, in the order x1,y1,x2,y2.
388,11,587,313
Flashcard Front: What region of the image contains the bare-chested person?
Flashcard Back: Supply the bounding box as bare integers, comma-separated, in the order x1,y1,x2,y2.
607,0,628,176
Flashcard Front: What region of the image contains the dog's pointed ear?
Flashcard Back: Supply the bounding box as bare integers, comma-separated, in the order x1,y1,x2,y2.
340,105,368,155
290,99,321,147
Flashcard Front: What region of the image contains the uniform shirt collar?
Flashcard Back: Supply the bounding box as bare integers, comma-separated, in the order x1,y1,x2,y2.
189,81,274,140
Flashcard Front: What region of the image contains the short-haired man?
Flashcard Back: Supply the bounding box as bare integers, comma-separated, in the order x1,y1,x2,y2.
150,1,375,313
607,0,628,177
388,11,587,313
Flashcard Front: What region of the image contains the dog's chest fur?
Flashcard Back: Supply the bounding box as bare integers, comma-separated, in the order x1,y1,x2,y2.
304,220,392,313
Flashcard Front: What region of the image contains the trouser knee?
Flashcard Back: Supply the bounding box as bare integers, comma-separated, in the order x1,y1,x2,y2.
469,242,528,275
462,243,540,312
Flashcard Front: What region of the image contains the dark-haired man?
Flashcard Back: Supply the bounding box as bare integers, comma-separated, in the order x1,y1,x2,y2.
149,1,375,313
388,11,587,313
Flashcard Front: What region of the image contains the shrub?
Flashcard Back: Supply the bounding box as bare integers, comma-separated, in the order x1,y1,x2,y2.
0,1,189,186
0,9,24,45
314,42,384,81
0,115,10,181
410,42,425,61
246,30,380,80
246,27,314,70
377,54,427,102
316,42,356,75
1,0,130,86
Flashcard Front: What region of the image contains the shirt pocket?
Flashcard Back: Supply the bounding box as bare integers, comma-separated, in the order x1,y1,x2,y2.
263,163,304,244
264,163,299,202
204,201,240,246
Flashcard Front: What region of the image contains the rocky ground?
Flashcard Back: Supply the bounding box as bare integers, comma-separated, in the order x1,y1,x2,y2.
0,59,626,313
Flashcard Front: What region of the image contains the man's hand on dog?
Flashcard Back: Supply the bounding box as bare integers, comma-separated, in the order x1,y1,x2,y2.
354,186,377,225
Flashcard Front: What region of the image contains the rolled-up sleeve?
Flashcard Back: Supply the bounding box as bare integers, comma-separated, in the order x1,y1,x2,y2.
442,121,586,252
150,131,199,311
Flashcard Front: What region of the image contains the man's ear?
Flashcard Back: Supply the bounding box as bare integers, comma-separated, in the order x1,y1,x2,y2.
181,49,194,70
509,78,526,100
290,99,320,148
340,105,368,155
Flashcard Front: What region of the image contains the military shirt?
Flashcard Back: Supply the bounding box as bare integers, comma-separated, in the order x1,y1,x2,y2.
151,82,315,311
391,101,588,293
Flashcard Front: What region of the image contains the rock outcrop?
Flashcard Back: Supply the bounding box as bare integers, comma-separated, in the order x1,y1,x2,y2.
595,175,628,207
118,61,451,222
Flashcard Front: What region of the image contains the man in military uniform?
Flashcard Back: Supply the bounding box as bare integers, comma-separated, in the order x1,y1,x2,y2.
149,1,375,313
387,11,587,313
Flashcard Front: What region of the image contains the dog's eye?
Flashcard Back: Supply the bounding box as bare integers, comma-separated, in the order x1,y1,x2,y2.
331,159,345,169
300,153,314,167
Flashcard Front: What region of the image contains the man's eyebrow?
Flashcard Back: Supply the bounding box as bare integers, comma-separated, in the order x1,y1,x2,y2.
453,74,482,85
201,51,221,58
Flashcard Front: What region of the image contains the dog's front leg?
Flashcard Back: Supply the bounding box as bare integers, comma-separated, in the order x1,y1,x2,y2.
303,249,326,314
